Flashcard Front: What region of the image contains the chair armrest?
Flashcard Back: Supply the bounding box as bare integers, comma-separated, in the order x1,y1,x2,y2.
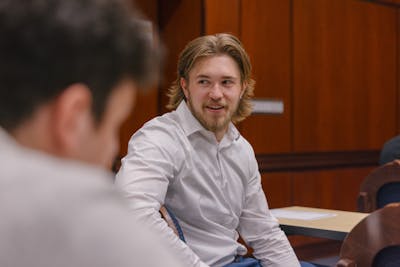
336,258,356,267
159,206,180,237
357,192,372,213
159,205,186,242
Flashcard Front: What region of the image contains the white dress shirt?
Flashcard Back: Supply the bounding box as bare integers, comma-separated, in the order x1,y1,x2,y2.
116,102,300,267
0,128,183,267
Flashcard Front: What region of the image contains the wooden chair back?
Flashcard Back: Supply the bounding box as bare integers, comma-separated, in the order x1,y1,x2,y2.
357,161,400,212
336,203,400,267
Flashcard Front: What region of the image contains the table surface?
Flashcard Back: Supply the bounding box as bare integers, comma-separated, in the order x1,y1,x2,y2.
271,206,369,240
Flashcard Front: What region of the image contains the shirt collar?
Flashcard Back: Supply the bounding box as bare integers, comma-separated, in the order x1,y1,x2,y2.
0,127,18,149
176,101,204,137
175,101,241,143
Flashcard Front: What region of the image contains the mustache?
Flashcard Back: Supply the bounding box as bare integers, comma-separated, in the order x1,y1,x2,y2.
204,101,226,107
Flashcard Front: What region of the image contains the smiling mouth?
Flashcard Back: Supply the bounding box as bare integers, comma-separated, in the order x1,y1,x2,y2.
206,105,224,111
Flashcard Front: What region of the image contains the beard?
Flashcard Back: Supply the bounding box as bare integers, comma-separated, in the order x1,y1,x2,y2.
186,97,238,134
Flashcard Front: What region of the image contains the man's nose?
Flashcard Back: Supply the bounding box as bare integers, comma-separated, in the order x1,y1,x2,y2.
209,83,223,99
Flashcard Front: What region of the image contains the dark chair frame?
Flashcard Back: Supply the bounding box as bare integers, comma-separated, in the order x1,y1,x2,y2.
336,203,400,267
159,205,186,242
357,161,400,213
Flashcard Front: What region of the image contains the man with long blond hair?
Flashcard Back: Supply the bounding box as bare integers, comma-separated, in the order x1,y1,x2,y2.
116,33,300,267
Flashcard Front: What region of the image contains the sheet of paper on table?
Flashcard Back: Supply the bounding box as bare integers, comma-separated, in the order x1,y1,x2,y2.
271,208,337,221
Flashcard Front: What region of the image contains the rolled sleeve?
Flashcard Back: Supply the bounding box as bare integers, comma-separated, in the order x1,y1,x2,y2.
238,164,300,267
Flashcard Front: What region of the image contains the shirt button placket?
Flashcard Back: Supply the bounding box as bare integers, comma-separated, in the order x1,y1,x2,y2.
216,147,226,188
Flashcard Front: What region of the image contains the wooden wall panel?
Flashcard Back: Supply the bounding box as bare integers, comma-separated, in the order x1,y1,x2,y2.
261,173,292,208
292,167,374,211
119,0,204,156
373,0,400,6
119,0,159,156
203,0,240,35
134,0,158,20
240,0,292,154
293,0,398,152
398,9,400,133
158,0,203,113
262,167,374,211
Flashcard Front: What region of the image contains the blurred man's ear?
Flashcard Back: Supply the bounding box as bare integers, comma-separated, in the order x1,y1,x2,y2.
180,78,188,99
240,81,247,99
51,84,93,157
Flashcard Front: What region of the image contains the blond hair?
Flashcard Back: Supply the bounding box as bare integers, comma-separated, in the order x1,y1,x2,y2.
166,33,255,123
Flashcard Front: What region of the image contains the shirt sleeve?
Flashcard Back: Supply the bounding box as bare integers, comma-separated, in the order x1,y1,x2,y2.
115,129,209,267
237,152,301,267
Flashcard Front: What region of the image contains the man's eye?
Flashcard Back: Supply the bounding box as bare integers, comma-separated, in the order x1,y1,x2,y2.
222,80,233,85
198,80,209,84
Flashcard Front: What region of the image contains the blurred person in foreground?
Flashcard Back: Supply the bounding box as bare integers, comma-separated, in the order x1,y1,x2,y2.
116,33,301,267
0,0,183,266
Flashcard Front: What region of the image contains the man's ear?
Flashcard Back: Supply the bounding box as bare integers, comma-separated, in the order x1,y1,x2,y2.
240,82,247,99
51,84,93,156
180,77,189,99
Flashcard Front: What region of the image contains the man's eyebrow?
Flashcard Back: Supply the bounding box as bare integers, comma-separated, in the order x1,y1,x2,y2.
195,74,238,80
195,74,211,79
221,76,238,80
